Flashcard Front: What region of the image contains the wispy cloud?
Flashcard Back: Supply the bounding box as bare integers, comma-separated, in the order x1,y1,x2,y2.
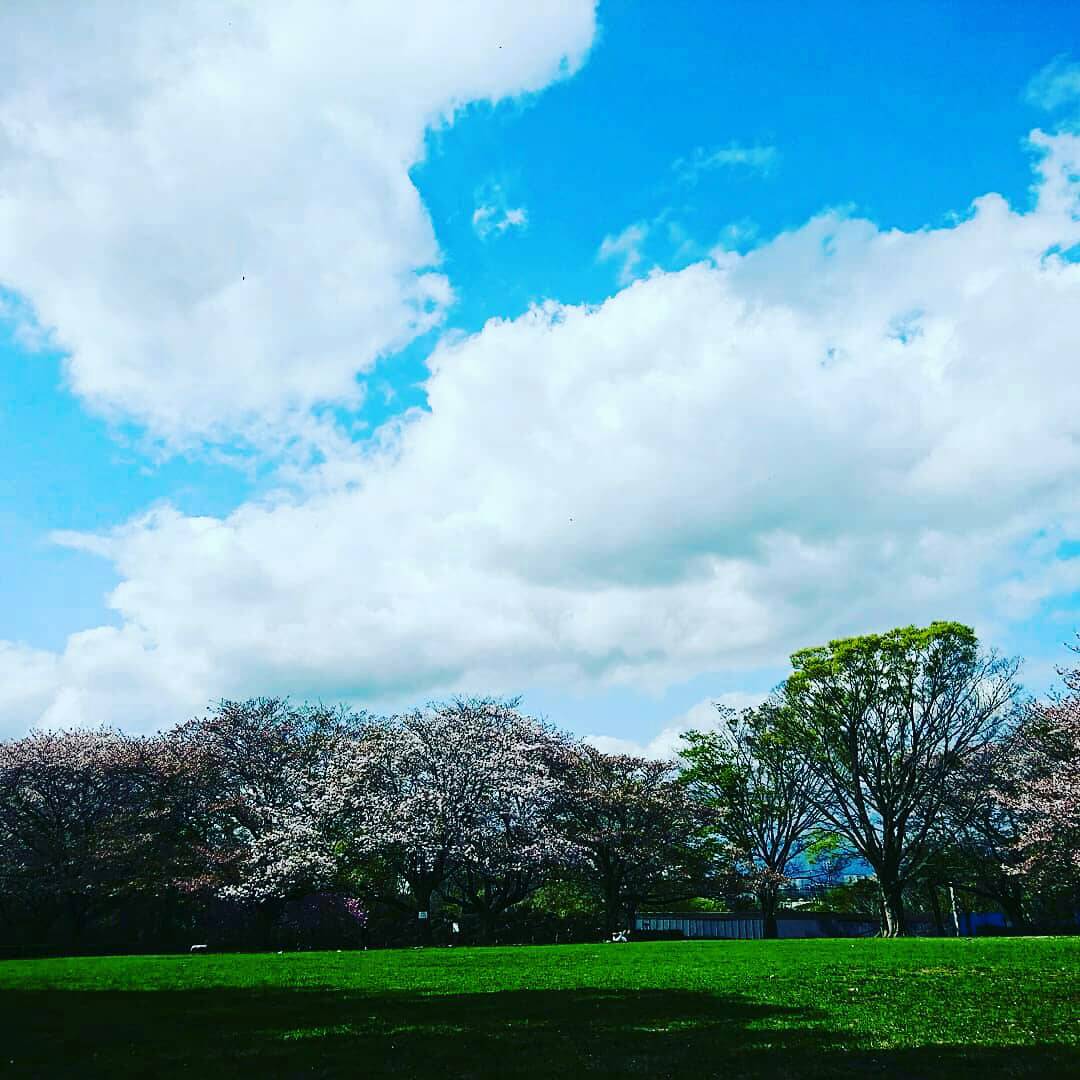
1026,55,1080,111
673,142,779,184
597,222,649,284
472,184,529,240
712,218,760,255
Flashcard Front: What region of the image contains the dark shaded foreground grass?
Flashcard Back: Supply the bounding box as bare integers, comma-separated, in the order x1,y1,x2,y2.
0,938,1076,1078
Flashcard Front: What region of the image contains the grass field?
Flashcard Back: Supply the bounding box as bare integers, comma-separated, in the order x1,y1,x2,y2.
0,938,1076,1078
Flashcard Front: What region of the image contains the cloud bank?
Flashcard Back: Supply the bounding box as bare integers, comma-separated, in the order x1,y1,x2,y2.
3,128,1079,736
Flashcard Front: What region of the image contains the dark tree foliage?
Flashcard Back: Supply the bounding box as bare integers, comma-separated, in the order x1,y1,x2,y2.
0,728,206,944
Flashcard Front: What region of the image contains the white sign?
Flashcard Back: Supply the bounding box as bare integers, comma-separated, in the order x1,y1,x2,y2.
418,910,429,920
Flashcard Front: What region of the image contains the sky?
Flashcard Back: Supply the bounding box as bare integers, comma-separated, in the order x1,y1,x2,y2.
2,1,1080,754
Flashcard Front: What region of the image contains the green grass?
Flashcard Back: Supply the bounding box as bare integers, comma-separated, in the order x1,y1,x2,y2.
0,938,1077,1077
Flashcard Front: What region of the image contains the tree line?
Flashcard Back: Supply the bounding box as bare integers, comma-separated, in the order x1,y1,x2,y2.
0,621,1076,953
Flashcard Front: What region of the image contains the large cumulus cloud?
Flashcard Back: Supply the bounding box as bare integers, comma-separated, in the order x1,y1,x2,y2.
6,130,1079,734
0,1,596,447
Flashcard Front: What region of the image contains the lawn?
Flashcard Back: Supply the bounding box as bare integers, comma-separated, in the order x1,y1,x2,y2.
0,938,1076,1078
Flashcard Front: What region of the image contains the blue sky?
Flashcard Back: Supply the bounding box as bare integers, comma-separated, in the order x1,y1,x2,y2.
2,1,1080,748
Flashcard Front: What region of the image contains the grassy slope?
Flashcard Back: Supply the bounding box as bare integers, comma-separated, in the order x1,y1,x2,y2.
0,938,1076,1078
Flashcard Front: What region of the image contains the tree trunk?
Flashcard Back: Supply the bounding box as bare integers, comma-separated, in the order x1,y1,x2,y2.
603,887,621,937
999,888,1029,932
927,882,945,936
759,884,780,940
67,894,90,947
879,880,907,937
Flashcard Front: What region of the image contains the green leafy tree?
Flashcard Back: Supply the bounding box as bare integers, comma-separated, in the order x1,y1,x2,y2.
802,876,883,919
680,701,825,937
779,622,1020,936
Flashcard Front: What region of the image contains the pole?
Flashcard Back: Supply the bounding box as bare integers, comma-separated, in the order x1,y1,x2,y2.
948,883,961,937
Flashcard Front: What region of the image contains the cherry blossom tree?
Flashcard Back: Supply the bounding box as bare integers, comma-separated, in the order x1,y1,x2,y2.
171,698,366,902
558,745,723,935
319,698,571,944
173,698,363,838
931,737,1033,929
996,646,1080,913
438,725,575,941
0,728,171,940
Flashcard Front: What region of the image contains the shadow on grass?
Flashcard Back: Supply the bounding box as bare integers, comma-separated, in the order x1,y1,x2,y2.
1,986,1075,1079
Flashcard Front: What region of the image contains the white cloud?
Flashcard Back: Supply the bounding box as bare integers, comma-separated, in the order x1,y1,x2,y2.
4,129,1080,737
1026,55,1080,111
585,692,765,759
674,143,778,184
597,222,650,284
0,1,595,450
473,185,529,239
0,642,60,734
